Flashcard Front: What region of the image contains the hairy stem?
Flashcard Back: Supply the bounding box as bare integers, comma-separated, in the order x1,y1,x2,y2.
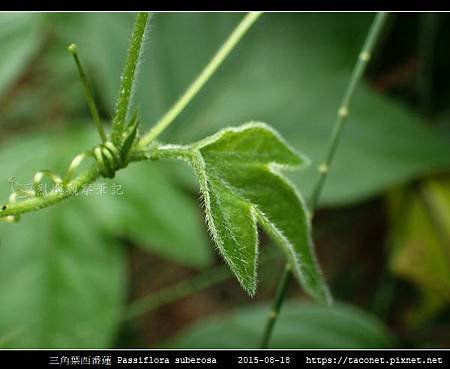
0,153,148,219
0,12,261,221
0,10,152,221
259,12,389,349
112,12,150,145
0,165,100,218
139,12,262,147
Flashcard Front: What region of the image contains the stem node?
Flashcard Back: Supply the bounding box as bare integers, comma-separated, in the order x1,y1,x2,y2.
359,51,371,61
338,106,349,118
260,12,389,349
318,163,329,174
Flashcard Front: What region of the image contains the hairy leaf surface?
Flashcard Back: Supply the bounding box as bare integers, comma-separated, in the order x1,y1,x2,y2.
82,13,450,206
59,127,211,268
154,123,331,302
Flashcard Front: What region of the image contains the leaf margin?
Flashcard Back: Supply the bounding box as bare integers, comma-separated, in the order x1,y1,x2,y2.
148,122,332,303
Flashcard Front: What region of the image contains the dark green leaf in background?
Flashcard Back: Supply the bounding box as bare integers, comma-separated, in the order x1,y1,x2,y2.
0,14,44,100
0,206,125,348
1,11,449,350
78,13,450,207
81,162,211,268
0,126,210,347
171,301,395,348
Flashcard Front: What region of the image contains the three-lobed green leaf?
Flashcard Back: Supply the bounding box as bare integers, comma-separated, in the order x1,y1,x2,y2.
153,122,331,302
80,13,450,207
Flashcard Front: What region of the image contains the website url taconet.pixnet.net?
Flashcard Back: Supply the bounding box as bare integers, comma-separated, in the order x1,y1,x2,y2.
305,355,445,366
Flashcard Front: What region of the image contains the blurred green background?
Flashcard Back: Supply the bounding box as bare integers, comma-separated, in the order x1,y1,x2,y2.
0,12,449,348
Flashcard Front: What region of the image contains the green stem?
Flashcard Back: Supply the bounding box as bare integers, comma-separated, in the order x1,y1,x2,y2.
126,264,231,321
1,13,151,220
0,165,99,218
0,149,150,220
68,43,107,142
308,12,389,212
112,12,150,145
125,216,351,322
259,12,389,349
139,12,262,147
0,12,261,221
260,264,291,348
126,248,281,321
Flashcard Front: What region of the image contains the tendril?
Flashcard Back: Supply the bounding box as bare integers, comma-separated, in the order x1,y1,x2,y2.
93,141,123,178
1,36,141,223
0,140,126,223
